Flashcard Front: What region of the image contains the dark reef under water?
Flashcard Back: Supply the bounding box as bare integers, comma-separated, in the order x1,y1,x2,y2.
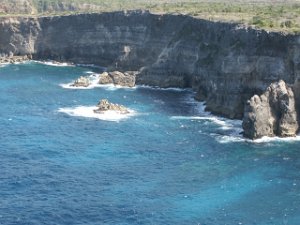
0,62,299,224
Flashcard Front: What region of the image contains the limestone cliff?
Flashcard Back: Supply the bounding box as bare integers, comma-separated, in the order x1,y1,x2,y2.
0,11,300,137
0,17,40,57
243,80,299,139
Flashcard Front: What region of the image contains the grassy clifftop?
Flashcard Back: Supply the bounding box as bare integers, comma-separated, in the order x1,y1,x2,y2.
1,0,300,33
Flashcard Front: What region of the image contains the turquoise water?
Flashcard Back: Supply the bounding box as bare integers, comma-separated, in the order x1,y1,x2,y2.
0,62,300,225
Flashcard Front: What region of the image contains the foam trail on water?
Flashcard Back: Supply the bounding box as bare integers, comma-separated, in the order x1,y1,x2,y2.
34,60,75,67
252,135,300,143
58,106,136,122
171,115,242,132
172,96,300,143
137,85,189,92
76,64,106,70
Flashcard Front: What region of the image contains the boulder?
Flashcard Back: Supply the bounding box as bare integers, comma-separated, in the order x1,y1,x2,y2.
243,80,299,139
98,71,136,87
94,99,129,114
71,76,90,87
98,72,113,85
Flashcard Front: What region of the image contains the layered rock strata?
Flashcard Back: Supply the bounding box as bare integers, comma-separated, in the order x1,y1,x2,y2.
243,80,299,139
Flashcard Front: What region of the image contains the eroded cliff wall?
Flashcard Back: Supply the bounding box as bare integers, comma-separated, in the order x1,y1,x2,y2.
0,11,299,120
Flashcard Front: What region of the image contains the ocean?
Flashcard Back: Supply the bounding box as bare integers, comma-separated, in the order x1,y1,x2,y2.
0,62,299,224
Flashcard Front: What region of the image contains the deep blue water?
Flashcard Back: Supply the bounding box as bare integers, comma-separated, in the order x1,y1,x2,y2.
0,62,300,225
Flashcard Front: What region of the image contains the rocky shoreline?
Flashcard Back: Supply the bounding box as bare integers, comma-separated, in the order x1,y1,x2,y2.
0,55,31,64
71,71,138,88
0,11,300,139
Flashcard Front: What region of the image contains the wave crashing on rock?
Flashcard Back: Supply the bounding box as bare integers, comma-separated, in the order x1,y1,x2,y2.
58,99,134,122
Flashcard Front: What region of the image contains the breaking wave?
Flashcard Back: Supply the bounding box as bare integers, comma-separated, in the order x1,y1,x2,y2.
34,60,75,67
60,73,136,90
58,106,136,122
171,99,300,144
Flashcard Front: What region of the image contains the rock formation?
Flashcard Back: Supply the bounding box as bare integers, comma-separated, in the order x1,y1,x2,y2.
98,71,136,87
243,80,299,139
71,76,90,87
0,55,31,64
94,99,129,114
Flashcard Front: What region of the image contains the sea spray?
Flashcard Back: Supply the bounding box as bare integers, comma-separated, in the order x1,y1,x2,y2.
58,106,136,122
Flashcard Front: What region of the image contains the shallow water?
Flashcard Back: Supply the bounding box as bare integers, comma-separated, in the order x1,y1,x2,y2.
0,62,300,225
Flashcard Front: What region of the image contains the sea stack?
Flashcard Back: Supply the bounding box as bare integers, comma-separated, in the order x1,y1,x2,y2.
94,99,130,114
242,80,299,139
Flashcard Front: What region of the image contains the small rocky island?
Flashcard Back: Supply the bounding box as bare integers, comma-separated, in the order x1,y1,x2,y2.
98,71,137,87
70,71,137,88
71,76,91,87
94,99,130,114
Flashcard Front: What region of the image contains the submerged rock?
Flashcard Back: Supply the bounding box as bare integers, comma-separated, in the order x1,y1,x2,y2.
94,99,129,114
98,71,136,87
71,76,90,87
243,80,299,139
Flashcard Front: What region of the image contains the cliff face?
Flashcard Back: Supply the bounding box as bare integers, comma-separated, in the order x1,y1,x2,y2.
243,80,299,139
0,17,40,56
0,11,299,124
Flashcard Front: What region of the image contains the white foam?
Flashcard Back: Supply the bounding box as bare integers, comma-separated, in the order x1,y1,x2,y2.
60,74,137,90
34,60,75,67
252,135,300,143
171,115,242,132
0,61,30,67
58,106,136,122
0,61,11,66
137,85,189,92
59,82,99,90
215,133,300,144
192,101,300,143
76,64,105,69
215,135,245,144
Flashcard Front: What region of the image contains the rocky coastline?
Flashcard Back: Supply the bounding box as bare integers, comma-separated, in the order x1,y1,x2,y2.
0,55,31,64
70,71,137,88
98,71,137,87
0,11,299,139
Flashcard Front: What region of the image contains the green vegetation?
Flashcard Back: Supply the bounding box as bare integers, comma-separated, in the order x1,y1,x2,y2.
1,0,300,33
